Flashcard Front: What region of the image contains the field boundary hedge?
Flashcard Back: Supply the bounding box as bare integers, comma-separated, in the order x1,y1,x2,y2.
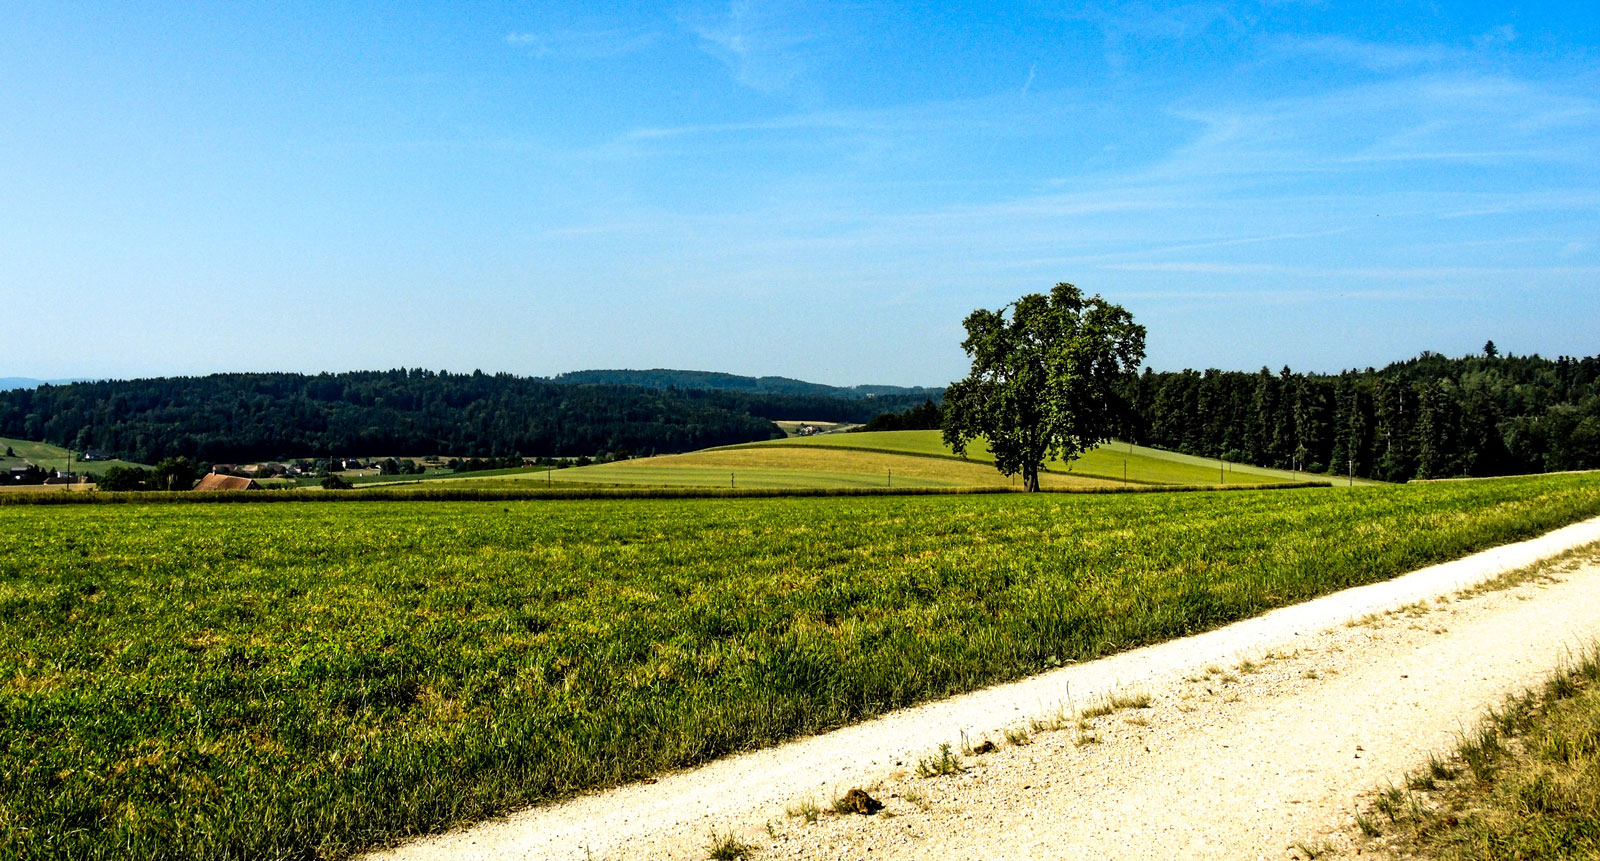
0,480,1331,506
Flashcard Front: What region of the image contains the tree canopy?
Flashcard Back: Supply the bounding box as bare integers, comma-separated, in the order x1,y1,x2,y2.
941,283,1146,491
1114,351,1600,481
0,370,935,464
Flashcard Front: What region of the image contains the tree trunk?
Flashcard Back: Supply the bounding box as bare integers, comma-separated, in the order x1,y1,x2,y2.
1024,464,1040,492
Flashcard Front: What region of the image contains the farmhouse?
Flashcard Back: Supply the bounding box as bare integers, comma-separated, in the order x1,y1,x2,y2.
193,474,262,491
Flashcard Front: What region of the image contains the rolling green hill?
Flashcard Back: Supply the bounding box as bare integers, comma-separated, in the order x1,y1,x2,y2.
405,430,1347,491
0,437,150,477
727,430,1364,486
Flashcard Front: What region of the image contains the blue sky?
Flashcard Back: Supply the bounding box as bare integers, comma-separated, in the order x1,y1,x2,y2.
3,2,1596,385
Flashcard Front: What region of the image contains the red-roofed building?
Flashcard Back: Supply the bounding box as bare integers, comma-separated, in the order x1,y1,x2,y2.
193,473,261,491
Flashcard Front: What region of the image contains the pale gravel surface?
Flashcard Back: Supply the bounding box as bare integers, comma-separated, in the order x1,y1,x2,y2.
368,516,1600,861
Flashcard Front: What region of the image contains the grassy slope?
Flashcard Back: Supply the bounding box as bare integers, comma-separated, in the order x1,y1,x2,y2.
421,431,1302,491
728,429,1344,486
1361,583,1600,859
506,447,1116,490
0,437,149,476
2,475,1597,859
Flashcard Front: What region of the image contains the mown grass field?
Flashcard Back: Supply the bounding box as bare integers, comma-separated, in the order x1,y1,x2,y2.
2,475,1597,858
731,429,1361,486
0,436,149,477
502,446,1118,490
422,430,1307,491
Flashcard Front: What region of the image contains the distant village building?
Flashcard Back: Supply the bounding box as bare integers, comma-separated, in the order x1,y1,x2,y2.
193,474,262,491
81,449,112,461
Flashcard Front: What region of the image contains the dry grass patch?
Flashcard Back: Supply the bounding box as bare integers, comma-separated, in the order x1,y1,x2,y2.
1355,644,1600,859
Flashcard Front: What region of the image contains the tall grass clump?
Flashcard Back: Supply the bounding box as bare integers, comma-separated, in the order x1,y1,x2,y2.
1360,643,1600,859
0,474,1596,858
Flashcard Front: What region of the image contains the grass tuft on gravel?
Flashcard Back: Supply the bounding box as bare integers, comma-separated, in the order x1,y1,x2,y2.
1359,631,1600,858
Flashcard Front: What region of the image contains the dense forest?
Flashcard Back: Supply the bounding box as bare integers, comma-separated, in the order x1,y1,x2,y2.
853,349,1598,482
1116,350,1600,481
550,368,940,400
0,370,924,464
4,352,1596,481
853,399,942,433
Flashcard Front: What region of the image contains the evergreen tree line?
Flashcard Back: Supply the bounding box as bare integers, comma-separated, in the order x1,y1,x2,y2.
852,350,1600,482
1114,351,1600,481
0,370,928,464
852,399,942,432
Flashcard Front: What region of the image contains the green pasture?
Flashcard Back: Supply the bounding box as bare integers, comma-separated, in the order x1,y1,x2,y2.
772,420,857,437
727,429,1337,486
449,445,1118,490
2,474,1598,858
0,437,149,477
491,463,953,489
412,430,1282,490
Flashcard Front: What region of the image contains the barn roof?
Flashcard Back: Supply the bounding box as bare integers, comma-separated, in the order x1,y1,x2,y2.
193,473,261,491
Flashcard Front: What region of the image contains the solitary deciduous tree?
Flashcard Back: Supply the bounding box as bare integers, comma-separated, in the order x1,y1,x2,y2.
153,456,198,491
941,283,1146,491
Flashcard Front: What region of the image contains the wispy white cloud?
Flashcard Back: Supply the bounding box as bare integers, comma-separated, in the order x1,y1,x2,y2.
1148,71,1600,181
1100,262,1600,279
1270,35,1450,71
685,0,830,95
504,27,661,59
1067,2,1244,41
1474,23,1518,48
1061,1,1247,72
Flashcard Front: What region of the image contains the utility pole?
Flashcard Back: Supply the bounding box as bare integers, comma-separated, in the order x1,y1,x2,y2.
887,468,892,488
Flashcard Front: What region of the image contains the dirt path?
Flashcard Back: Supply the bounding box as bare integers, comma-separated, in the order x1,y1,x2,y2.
369,517,1600,861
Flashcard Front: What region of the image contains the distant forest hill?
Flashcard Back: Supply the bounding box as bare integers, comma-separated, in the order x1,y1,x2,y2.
1115,350,1600,482
0,370,937,464
550,368,942,400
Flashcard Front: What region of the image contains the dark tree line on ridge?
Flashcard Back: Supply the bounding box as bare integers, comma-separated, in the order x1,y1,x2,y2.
0,370,930,465
1114,349,1600,481
5,353,1595,482
857,348,1598,483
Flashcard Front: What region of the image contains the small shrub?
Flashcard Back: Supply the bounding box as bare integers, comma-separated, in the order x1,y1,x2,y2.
916,744,966,778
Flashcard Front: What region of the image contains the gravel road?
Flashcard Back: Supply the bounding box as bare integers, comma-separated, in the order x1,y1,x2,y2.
368,516,1600,861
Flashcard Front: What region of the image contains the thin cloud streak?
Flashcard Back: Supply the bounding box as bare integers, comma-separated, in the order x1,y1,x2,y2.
505,27,663,59
685,0,828,95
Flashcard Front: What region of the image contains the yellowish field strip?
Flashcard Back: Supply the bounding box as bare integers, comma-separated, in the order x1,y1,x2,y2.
556,447,1116,489
739,430,1345,486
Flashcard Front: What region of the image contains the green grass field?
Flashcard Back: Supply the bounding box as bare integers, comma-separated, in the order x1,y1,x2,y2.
733,429,1365,486
413,430,1320,491
508,445,1119,489
2,474,1597,858
0,437,149,477
1361,625,1600,859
